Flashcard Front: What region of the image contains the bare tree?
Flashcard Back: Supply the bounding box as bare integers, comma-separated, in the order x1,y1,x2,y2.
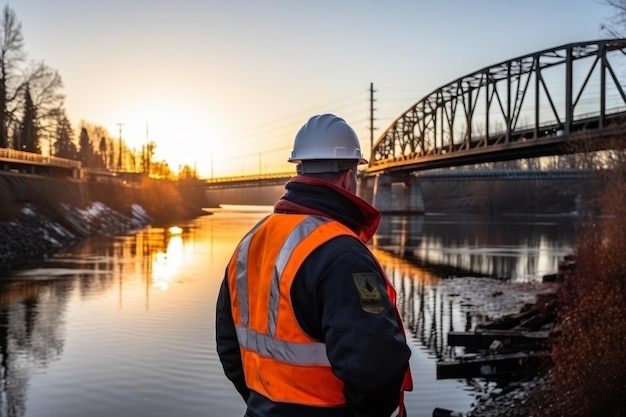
143,141,157,175
24,61,64,137
0,5,25,148
601,0,626,37
0,6,64,152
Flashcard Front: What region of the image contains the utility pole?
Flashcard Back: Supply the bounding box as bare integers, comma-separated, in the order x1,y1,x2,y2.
116,122,125,171
145,122,150,175
370,82,376,159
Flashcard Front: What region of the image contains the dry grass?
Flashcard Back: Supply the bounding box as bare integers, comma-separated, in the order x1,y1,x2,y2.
529,145,626,417
540,221,626,416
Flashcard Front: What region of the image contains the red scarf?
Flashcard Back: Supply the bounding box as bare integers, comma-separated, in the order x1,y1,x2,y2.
274,176,381,243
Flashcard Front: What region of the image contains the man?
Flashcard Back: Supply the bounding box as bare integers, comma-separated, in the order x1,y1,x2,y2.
215,114,413,417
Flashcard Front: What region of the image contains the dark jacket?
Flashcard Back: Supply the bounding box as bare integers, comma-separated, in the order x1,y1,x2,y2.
215,176,412,417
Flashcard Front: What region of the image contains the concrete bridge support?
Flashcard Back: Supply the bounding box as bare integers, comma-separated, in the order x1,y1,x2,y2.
405,176,425,213
358,175,375,205
362,174,425,214
372,174,393,212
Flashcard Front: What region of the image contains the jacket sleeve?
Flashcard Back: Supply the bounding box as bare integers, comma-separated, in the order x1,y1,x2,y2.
292,236,412,417
215,273,250,402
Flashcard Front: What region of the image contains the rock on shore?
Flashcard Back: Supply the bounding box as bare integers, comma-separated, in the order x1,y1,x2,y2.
464,375,548,417
0,201,153,271
0,171,212,272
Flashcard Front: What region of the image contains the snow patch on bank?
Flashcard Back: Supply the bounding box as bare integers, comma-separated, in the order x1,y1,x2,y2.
0,201,153,272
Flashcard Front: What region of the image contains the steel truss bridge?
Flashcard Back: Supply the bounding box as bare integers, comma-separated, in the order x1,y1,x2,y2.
203,38,626,205
368,38,626,175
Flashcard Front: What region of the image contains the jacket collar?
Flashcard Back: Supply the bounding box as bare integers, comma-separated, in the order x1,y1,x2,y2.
274,175,381,243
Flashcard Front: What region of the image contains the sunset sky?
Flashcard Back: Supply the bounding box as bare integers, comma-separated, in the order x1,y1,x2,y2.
10,0,613,177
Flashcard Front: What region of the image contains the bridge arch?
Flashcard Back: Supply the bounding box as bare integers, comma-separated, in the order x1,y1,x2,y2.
368,38,626,175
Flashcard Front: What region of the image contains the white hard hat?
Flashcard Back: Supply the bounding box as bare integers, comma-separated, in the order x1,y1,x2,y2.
288,114,368,166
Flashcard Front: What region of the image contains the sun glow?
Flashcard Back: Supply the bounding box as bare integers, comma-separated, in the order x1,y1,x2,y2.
105,99,228,179
98,95,297,179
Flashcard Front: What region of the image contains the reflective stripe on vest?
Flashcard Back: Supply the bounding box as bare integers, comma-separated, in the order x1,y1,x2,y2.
228,214,349,405
233,215,331,365
235,215,330,337
233,215,268,329
228,213,412,407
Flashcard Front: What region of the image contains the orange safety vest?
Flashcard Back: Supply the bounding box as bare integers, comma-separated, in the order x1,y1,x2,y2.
227,213,413,410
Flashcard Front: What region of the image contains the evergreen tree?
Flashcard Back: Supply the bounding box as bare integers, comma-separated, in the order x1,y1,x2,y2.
108,141,115,169
54,112,76,159
17,83,38,152
78,127,94,166
77,121,111,170
99,136,107,169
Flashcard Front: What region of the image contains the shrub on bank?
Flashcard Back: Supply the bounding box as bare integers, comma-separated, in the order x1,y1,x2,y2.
137,178,186,224
529,161,626,416
538,218,626,416
137,177,208,225
0,172,209,226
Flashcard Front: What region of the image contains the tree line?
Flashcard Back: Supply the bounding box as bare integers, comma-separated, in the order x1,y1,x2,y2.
0,5,182,179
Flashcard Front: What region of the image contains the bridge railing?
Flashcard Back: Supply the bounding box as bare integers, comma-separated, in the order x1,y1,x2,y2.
204,171,294,184
0,148,82,169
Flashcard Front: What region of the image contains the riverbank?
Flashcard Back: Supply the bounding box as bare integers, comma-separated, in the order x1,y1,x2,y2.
431,275,559,417
0,172,209,271
0,201,153,271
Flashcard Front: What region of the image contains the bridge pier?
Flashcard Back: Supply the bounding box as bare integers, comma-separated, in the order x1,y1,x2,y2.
358,176,375,205
406,176,425,213
361,173,425,214
372,174,392,211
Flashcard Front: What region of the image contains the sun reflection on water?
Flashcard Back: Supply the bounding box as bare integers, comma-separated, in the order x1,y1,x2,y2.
168,226,183,235
151,234,184,290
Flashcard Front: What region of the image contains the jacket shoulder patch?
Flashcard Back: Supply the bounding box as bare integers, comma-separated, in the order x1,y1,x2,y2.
352,272,385,314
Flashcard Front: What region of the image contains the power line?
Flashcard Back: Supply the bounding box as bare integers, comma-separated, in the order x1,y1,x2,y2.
229,87,367,138
225,88,370,151
216,84,427,166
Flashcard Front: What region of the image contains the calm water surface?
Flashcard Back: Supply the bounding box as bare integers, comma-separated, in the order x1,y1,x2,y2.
0,207,577,417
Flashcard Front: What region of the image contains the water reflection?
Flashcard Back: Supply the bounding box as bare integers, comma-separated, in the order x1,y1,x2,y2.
0,279,68,417
152,235,183,291
0,225,202,417
375,214,575,281
0,212,577,417
379,246,541,362
372,213,574,367
374,214,424,247
373,248,454,358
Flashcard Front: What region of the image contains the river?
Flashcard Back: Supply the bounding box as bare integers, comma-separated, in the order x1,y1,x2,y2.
0,206,578,417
